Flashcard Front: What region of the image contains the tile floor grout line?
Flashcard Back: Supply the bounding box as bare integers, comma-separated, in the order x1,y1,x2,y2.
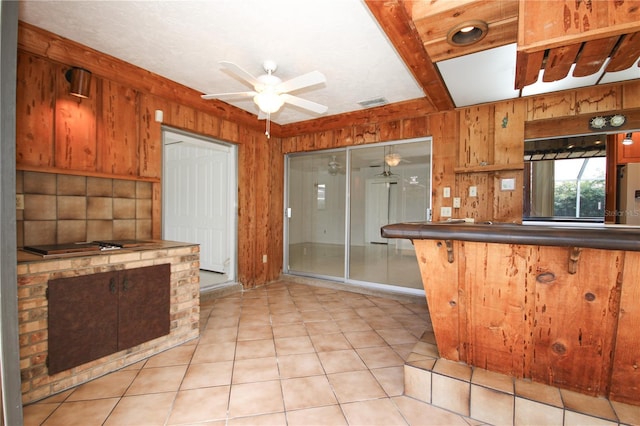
26,280,481,426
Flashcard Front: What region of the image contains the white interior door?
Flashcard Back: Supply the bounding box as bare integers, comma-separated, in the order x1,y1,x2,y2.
163,131,235,273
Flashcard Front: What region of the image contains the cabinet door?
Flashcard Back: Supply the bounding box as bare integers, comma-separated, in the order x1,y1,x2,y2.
617,133,640,164
48,271,119,375
118,264,170,350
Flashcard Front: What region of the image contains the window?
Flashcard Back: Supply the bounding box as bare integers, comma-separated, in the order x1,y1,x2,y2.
524,135,606,223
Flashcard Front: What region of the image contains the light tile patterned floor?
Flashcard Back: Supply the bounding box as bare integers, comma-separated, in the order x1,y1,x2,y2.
23,279,480,426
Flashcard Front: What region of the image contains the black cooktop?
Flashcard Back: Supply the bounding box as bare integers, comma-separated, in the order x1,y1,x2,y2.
23,243,101,255
23,240,153,256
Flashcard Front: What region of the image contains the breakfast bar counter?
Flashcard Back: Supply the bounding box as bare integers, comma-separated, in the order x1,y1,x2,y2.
381,221,640,251
381,221,640,406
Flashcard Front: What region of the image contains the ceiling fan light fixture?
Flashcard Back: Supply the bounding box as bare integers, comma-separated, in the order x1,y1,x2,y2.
447,20,488,46
254,91,284,114
385,152,402,167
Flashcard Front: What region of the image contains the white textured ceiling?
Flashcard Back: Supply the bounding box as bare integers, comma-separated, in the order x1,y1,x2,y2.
17,1,640,126
18,0,425,125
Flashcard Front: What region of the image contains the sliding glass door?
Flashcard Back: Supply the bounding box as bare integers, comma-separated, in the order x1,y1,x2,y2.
284,138,431,293
286,151,346,279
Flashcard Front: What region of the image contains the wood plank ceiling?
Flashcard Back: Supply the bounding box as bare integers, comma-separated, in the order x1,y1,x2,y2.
365,0,640,111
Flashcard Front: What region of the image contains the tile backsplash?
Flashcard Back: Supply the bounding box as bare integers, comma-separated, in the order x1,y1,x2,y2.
16,171,153,247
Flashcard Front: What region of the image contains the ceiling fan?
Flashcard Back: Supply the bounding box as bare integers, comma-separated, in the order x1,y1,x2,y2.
201,60,328,138
376,146,399,178
328,155,344,176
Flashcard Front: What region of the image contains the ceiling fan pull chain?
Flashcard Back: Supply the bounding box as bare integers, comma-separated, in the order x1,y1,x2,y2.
265,112,271,139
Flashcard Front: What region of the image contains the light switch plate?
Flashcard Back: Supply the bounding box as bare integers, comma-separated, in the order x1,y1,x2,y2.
443,187,451,198
469,186,477,197
453,197,461,208
501,178,516,191
440,206,452,217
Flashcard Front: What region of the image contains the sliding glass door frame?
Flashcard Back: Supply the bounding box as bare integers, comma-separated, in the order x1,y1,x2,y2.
283,137,432,296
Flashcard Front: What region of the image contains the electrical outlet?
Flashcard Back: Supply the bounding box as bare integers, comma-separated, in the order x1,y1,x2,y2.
262,254,267,263
440,206,452,217
453,197,461,208
469,186,478,197
16,194,24,210
443,187,451,198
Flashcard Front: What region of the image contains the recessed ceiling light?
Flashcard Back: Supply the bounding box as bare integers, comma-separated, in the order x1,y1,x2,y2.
447,20,489,46
610,114,626,127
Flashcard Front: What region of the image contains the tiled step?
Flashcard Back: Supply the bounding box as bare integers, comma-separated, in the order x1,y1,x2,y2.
404,332,640,425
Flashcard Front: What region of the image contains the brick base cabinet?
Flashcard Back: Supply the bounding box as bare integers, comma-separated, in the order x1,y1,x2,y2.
17,241,200,403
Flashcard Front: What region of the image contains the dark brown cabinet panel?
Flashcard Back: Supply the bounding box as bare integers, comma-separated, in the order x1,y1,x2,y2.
48,264,170,375
48,271,119,375
118,264,170,349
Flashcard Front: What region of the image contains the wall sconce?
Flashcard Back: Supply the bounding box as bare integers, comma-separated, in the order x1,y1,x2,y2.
65,67,92,98
623,133,634,145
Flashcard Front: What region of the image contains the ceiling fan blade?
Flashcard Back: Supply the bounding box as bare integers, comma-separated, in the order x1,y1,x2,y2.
280,94,328,114
201,91,257,100
219,61,260,88
276,70,326,94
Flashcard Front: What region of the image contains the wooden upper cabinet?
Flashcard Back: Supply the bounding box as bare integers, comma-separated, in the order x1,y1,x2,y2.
617,132,640,164
515,0,640,89
518,0,640,51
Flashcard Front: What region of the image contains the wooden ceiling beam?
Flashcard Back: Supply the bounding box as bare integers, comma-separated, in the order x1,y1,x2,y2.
411,0,519,62
364,0,455,112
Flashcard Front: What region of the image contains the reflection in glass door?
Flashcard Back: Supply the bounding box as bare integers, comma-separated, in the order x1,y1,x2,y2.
286,151,346,279
284,139,431,294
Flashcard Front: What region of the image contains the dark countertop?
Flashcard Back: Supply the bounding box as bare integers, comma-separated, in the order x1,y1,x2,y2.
381,221,640,252
17,240,198,263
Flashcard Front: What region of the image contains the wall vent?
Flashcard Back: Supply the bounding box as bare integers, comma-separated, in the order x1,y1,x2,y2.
357,97,389,108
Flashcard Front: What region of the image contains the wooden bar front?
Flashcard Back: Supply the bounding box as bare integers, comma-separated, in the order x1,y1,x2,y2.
382,222,640,406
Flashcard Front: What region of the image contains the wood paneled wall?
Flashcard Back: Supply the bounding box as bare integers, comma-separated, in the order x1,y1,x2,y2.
15,21,640,288
16,22,280,288
280,110,459,223
282,80,640,226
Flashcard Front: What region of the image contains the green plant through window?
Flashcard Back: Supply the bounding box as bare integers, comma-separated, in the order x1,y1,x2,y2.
525,156,606,221
553,158,605,218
